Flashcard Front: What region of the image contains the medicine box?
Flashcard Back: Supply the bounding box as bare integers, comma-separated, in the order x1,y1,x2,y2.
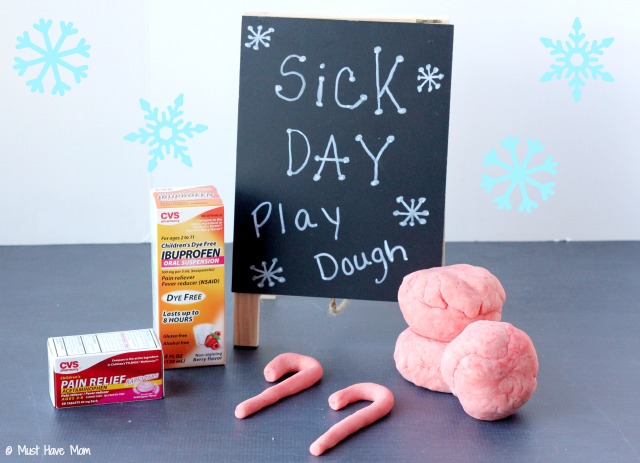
150,185,225,368
47,328,163,408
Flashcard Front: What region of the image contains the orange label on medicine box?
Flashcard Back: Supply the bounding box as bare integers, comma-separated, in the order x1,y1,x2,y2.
151,186,225,368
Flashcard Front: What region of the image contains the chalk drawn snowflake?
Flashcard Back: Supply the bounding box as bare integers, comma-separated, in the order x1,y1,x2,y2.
124,94,208,172
417,64,444,93
481,137,557,213
540,17,614,102
250,258,285,288
245,25,275,50
393,196,429,226
13,19,91,96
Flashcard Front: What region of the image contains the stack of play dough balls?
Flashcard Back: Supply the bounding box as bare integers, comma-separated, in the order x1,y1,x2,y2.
394,264,538,421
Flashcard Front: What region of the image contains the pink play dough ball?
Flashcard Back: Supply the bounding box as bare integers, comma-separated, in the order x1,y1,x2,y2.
398,264,505,342
440,321,538,421
394,328,451,393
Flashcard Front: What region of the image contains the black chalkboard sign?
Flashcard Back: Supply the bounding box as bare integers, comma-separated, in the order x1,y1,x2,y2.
232,16,453,302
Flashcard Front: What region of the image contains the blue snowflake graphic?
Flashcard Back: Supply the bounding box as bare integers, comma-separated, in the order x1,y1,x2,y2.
244,25,275,50
13,19,91,96
124,94,208,172
250,258,285,288
540,17,614,102
481,137,557,213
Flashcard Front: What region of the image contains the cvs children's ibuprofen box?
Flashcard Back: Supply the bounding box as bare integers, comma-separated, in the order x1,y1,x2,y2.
47,328,163,408
151,185,225,368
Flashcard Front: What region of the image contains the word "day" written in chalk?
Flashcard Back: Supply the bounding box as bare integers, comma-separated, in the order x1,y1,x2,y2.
286,129,395,186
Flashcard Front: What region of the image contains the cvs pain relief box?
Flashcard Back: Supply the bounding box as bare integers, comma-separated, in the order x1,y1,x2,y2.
47,329,163,408
151,185,225,368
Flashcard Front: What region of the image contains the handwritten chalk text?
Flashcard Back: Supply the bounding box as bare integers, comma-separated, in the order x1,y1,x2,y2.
252,201,341,241
275,47,405,114
287,129,395,185
314,240,408,284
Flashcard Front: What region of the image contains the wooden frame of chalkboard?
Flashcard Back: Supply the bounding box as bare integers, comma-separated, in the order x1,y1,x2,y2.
233,15,454,346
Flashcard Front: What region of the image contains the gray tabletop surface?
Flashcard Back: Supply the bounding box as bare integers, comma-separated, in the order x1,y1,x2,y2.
1,241,639,462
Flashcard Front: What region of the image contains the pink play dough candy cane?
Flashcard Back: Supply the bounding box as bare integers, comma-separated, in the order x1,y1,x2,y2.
309,382,394,456
235,353,323,419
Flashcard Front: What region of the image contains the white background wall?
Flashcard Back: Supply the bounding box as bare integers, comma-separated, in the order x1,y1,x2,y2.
1,0,638,245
